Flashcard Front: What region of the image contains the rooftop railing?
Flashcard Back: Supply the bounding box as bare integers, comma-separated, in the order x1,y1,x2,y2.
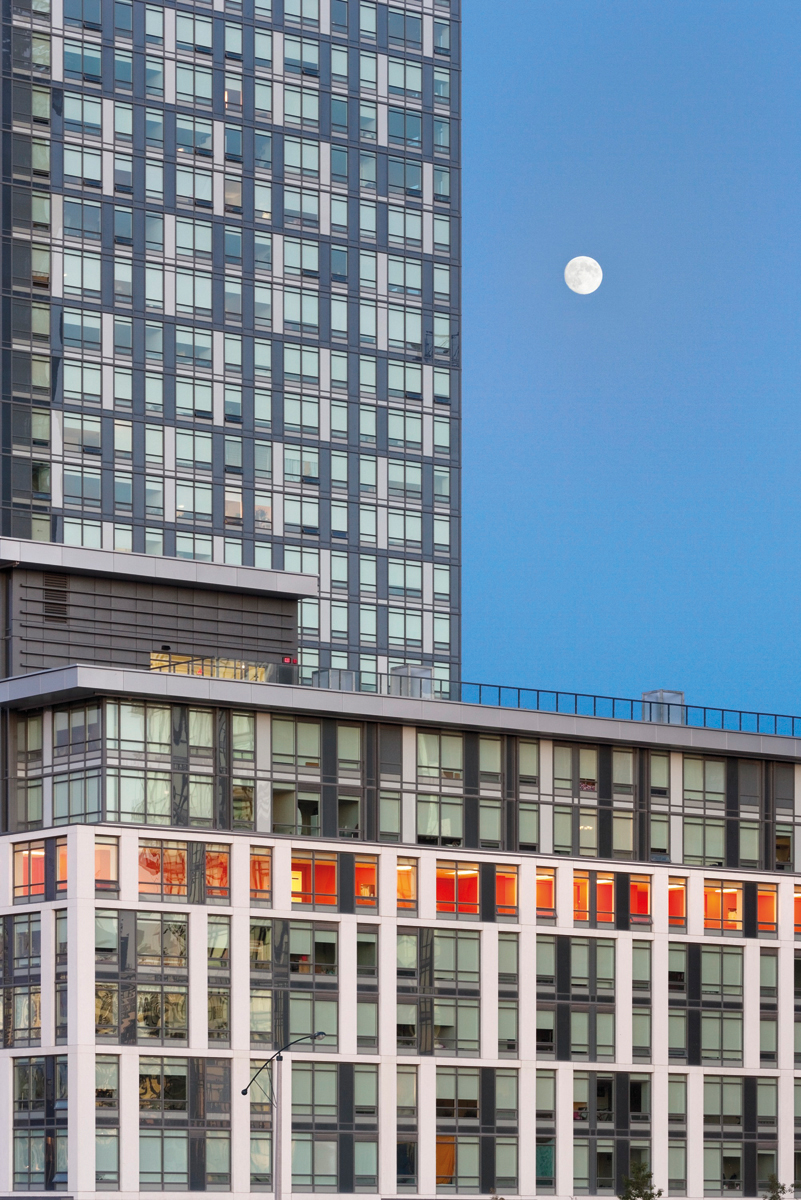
149,654,801,737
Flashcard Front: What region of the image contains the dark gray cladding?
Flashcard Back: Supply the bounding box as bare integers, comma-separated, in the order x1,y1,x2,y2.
0,567,297,675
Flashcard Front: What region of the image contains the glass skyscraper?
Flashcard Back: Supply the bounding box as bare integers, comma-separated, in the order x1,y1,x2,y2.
5,0,461,681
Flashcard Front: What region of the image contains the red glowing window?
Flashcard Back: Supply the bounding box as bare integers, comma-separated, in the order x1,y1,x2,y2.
14,841,45,902
355,856,378,908
436,861,479,917
250,847,272,905
668,878,687,928
596,874,615,924
536,868,556,920
55,838,68,895
573,871,589,923
630,876,651,925
292,852,338,908
704,880,742,934
757,885,778,935
495,867,518,920
397,857,418,912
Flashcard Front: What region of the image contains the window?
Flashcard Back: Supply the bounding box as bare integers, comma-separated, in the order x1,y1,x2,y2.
251,848,272,904
418,794,463,847
703,880,743,934
701,946,743,997
436,861,478,917
273,717,320,771
273,786,321,836
14,841,46,901
758,883,778,935
537,867,556,920
397,857,417,913
684,817,724,866
630,876,651,925
554,744,598,794
497,868,518,920
684,756,725,805
669,877,687,928
95,836,118,894
138,841,188,901
418,732,462,780
291,852,337,908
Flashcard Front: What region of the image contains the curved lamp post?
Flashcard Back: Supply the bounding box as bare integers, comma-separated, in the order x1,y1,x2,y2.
242,1032,326,1200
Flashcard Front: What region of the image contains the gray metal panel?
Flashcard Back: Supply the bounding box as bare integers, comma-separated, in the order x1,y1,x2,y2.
0,538,318,599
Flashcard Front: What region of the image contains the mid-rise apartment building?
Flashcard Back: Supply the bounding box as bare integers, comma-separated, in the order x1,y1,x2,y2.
4,0,461,679
1,633,801,1200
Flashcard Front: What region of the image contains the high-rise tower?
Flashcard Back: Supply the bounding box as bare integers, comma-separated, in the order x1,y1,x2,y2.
4,0,461,681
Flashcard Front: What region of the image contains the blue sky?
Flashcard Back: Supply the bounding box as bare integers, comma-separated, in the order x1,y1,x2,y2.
459,0,801,714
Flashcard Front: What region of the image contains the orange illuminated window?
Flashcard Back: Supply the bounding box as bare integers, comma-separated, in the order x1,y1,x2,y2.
757,884,778,935
596,873,614,924
795,886,801,938
436,1137,456,1187
138,839,188,899
668,877,687,928
397,857,418,912
355,856,378,908
250,847,272,905
496,866,518,920
55,837,68,894
573,871,589,923
292,851,337,908
95,836,119,893
436,860,479,917
704,880,742,934
536,867,556,921
205,844,230,902
13,840,45,901
630,875,651,925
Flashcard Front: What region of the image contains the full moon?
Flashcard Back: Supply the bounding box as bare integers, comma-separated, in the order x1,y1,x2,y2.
564,256,603,294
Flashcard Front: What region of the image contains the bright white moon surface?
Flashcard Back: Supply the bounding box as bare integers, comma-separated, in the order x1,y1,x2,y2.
564,256,603,294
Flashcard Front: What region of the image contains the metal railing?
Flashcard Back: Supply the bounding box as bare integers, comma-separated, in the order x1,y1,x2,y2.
148,654,801,737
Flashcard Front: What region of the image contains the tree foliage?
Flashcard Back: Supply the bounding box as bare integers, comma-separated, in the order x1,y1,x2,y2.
618,1161,663,1200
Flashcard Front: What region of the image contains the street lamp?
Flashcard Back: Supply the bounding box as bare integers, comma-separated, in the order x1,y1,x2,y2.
242,1033,326,1200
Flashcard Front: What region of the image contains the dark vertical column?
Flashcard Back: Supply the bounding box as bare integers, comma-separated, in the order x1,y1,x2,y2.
614,1139,631,1195
44,836,56,900
321,719,338,838
598,746,613,858
726,758,739,867
742,1141,757,1197
503,736,516,851
188,1129,206,1191
172,706,188,768
463,732,479,848
363,722,377,842
555,936,571,998
555,1004,571,1061
743,882,758,938
614,873,630,931
479,862,496,922
338,853,355,914
763,761,774,870
637,749,649,861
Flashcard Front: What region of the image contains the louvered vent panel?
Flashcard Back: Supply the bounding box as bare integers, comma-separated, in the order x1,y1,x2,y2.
42,573,68,622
